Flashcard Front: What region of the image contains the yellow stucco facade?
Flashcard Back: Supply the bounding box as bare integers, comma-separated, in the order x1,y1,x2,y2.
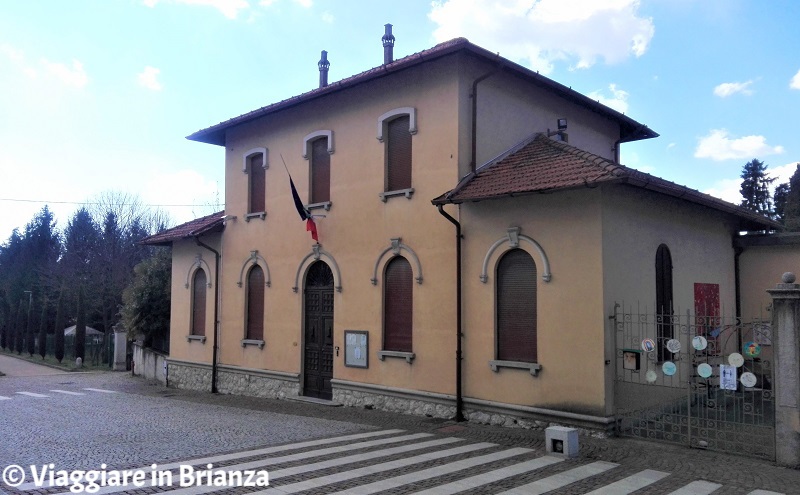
157,39,784,431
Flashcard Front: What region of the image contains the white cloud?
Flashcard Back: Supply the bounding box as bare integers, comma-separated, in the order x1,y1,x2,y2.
321,11,334,23
713,80,754,97
704,178,742,204
293,0,312,7
588,83,629,113
694,129,785,162
0,43,25,62
428,0,654,74
41,59,88,88
769,161,800,185
145,0,250,19
791,69,800,90
137,66,163,91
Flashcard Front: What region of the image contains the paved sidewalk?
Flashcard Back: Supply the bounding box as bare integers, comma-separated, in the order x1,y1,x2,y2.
0,354,68,377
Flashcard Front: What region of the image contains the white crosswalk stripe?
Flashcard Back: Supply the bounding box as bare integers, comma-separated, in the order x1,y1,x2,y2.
667,480,723,495
9,429,787,495
583,469,670,494
497,461,619,495
50,389,86,396
82,388,118,393
15,391,49,398
0,395,12,400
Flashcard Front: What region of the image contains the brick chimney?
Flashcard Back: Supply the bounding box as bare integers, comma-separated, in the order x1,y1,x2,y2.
318,50,330,88
382,24,395,64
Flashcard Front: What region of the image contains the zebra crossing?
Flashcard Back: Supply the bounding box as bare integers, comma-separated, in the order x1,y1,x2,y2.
10,429,784,495
0,388,119,400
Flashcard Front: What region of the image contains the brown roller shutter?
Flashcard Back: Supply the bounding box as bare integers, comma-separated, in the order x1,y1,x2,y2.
655,244,673,362
249,154,265,213
387,115,412,191
311,138,330,203
384,256,413,352
191,269,207,336
496,249,537,362
247,265,265,341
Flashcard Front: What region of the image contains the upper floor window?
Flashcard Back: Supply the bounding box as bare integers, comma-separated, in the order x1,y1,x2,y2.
377,108,416,202
191,269,207,337
310,137,330,204
246,264,265,342
243,148,267,217
302,131,334,208
383,256,413,352
496,248,537,363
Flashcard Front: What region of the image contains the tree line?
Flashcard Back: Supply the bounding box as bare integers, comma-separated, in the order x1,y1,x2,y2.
740,158,800,228
0,192,171,364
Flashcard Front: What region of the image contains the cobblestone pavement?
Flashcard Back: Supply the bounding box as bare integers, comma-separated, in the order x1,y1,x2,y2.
1,371,798,495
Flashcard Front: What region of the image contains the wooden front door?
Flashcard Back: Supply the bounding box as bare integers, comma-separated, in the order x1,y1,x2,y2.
303,261,334,399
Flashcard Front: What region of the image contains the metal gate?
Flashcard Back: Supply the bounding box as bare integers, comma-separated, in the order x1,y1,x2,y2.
613,302,775,460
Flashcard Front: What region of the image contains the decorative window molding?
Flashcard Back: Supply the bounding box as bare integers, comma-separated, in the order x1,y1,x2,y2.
293,244,342,293
378,188,415,202
242,147,268,173
377,350,416,363
241,339,265,349
244,212,266,222
371,238,423,285
489,360,542,377
306,201,332,212
302,130,334,158
480,227,552,283
376,107,417,142
184,254,213,289
186,335,207,344
237,250,271,288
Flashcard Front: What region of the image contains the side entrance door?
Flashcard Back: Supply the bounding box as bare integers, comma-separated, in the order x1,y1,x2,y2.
303,261,334,400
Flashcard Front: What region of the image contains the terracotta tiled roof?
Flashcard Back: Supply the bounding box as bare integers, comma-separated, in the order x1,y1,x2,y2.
140,211,226,245
433,134,780,230
187,38,656,146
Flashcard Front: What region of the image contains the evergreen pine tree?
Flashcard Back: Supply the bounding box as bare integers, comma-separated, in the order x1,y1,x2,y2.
774,182,790,224
14,299,24,354
54,290,65,363
739,158,775,216
75,287,86,361
26,298,37,357
38,298,48,359
784,164,800,231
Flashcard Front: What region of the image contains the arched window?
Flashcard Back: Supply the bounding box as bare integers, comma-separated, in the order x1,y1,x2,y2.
246,265,265,341
247,152,265,214
191,269,207,337
383,256,413,352
496,249,537,363
655,244,673,362
310,137,330,204
386,115,412,192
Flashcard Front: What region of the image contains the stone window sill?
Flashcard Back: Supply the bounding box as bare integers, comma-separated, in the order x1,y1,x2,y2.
489,360,542,377
245,212,266,222
186,335,207,344
307,201,332,212
241,339,265,349
378,350,415,363
379,188,414,202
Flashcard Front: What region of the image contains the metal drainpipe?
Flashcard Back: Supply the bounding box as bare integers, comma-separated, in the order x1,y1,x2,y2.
437,204,464,422
195,237,221,394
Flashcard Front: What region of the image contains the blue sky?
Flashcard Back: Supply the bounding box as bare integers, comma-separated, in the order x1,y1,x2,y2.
1,0,798,241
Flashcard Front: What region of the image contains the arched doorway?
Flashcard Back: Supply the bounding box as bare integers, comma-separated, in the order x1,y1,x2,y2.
303,261,334,399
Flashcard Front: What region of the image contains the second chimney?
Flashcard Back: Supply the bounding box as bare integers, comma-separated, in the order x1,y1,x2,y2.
318,50,330,88
382,24,395,64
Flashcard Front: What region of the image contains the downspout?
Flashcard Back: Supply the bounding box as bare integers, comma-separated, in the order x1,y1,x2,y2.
437,204,464,422
195,237,221,394
471,61,504,172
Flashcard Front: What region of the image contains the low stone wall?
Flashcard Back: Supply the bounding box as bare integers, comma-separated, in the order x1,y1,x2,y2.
163,363,612,436
132,343,168,385
165,360,299,399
